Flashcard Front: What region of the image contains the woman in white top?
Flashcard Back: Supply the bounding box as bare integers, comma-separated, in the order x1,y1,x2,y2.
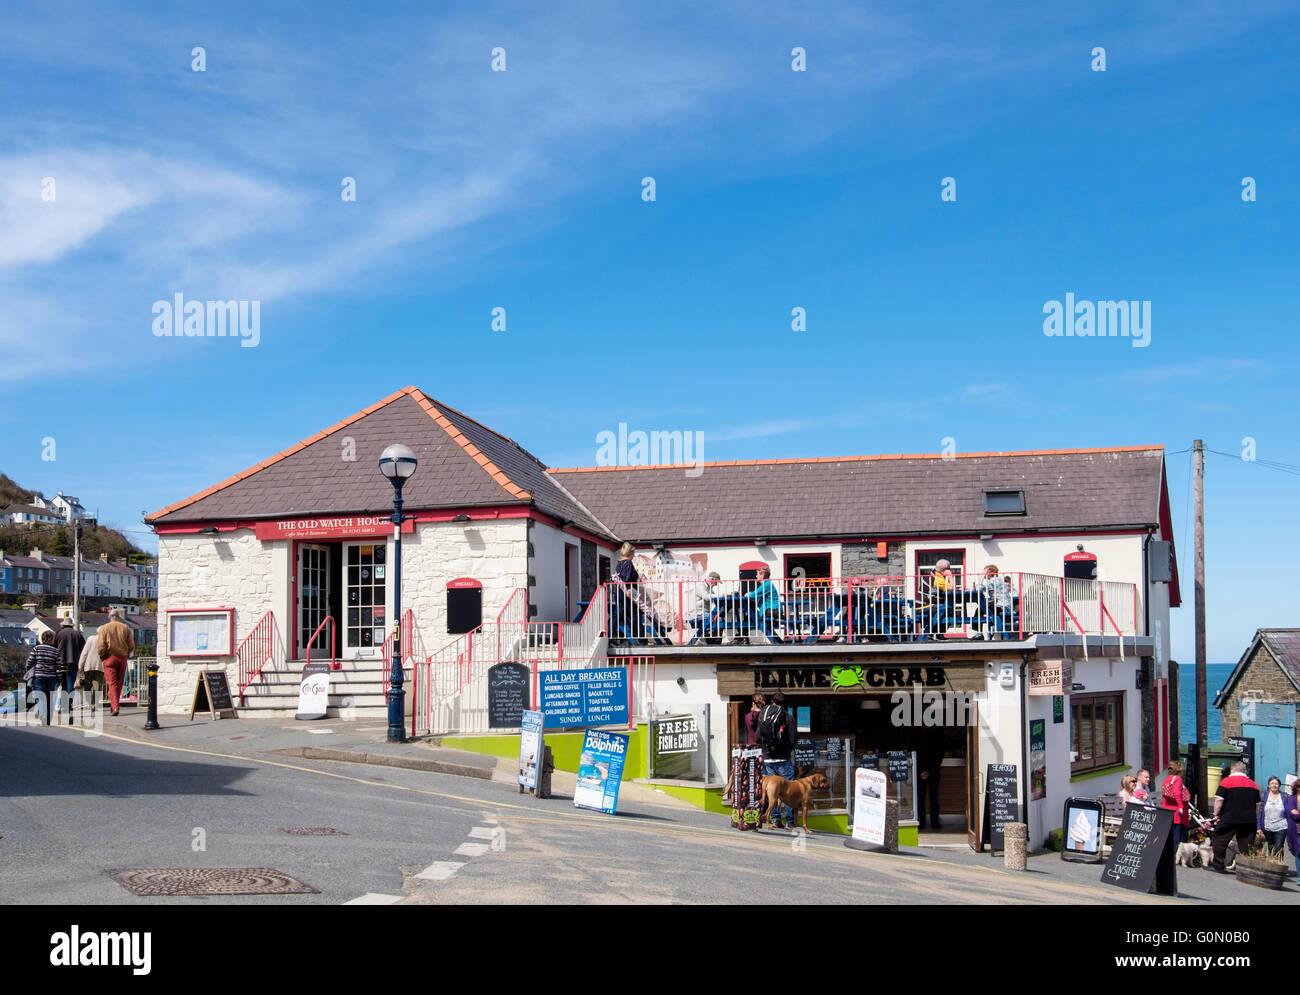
1118,774,1142,805
1259,776,1288,851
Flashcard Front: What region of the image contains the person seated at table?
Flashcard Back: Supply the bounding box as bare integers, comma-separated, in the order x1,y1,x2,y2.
976,564,1013,640
742,566,783,643
919,560,957,636
689,572,722,640
609,542,649,642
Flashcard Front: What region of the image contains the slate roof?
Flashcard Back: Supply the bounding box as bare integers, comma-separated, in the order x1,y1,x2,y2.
550,447,1168,541
4,504,60,518
1214,628,1300,707
147,387,611,536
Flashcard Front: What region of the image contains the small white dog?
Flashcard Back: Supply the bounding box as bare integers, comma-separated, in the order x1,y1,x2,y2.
1175,842,1201,867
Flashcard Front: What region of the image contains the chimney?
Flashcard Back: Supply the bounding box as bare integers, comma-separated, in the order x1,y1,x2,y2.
22,602,37,616
30,548,44,561
100,553,109,563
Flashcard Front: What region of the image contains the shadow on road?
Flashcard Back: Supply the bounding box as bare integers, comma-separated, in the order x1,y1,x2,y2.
0,727,259,798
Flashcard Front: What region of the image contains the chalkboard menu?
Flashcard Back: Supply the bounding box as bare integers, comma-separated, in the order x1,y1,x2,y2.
825,737,842,762
793,738,817,769
859,752,880,770
887,750,910,783
983,763,1019,852
1101,804,1176,895
488,662,530,728
190,669,237,721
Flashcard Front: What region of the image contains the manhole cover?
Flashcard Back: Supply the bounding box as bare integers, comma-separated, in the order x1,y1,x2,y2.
277,827,349,836
111,868,318,896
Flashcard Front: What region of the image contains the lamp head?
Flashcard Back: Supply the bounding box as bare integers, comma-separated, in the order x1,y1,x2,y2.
379,444,418,481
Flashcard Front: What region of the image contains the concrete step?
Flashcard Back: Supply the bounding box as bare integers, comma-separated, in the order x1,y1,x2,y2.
243,676,388,692
234,703,393,719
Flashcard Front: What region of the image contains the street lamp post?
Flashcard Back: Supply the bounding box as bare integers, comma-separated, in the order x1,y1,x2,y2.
379,444,418,743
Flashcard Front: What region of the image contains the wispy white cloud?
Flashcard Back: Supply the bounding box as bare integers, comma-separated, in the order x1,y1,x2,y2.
0,1,1283,389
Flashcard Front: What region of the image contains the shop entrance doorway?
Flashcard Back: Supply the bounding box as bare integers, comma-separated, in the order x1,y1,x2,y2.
296,540,391,659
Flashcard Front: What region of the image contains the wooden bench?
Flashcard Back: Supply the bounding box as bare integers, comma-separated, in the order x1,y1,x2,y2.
1098,794,1127,854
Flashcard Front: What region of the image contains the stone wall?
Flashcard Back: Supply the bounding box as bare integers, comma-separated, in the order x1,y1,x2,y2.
840,541,905,577
156,518,531,714
1218,642,1300,761
155,530,280,713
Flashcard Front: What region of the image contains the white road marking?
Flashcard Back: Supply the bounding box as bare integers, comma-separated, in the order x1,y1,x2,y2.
344,893,402,905
306,729,334,735
454,841,491,857
415,861,466,881
467,826,497,840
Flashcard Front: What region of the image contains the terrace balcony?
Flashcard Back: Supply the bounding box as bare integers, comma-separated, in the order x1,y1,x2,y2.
597,571,1145,659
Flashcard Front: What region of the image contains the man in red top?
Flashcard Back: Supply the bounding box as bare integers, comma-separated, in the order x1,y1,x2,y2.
1210,761,1261,872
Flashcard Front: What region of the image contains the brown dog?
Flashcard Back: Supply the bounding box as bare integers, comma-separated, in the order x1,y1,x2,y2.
760,773,829,833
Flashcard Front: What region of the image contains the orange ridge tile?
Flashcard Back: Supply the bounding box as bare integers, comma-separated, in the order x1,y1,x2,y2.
546,444,1163,473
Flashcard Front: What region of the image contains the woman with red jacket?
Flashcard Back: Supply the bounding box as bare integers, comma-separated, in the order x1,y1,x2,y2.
1160,760,1192,845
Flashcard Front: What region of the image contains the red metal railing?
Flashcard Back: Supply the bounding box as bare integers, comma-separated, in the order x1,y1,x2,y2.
594,571,1138,647
380,608,414,698
305,615,336,671
235,610,277,701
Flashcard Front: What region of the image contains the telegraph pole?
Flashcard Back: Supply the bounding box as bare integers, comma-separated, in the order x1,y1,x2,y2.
1193,439,1207,809
73,520,82,627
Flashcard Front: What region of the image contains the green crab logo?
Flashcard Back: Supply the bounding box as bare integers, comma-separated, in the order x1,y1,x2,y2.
830,665,865,691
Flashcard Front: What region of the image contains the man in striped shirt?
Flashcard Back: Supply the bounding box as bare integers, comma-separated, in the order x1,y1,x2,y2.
25,629,62,726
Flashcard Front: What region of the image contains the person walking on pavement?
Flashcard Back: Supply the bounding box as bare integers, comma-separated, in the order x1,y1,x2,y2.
1209,761,1261,873
757,691,796,830
25,630,61,726
77,632,105,715
55,617,85,724
97,608,135,717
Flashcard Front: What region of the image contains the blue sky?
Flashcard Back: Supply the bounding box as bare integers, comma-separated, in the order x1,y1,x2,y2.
0,1,1296,662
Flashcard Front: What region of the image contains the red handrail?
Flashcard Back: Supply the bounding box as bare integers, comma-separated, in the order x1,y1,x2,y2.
381,609,414,697
306,615,336,671
236,610,276,701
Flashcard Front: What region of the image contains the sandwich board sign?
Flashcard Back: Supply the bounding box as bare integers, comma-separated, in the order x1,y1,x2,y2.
849,767,888,849
1061,797,1105,863
295,662,331,720
189,670,237,720
573,729,629,815
1101,804,1176,896
982,763,1019,853
518,709,545,793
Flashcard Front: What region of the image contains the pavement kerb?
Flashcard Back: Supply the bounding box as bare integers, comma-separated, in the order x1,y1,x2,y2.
267,746,498,780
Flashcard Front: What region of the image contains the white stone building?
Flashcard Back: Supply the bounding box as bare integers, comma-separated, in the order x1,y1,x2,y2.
146,386,1180,849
